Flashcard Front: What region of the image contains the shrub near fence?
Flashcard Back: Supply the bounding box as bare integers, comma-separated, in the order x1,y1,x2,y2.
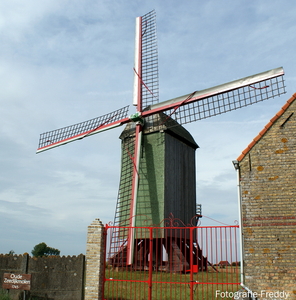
0,254,85,300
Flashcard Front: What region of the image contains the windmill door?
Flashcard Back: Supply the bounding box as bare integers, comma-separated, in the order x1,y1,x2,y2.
104,224,240,300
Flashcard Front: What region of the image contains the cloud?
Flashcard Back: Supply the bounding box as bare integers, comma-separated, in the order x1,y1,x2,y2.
0,0,295,256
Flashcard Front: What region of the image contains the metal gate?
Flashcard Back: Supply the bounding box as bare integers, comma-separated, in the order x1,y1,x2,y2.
103,224,240,300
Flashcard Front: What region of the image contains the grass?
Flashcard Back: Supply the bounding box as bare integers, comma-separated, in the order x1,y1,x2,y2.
0,290,43,300
104,267,241,299
0,290,11,300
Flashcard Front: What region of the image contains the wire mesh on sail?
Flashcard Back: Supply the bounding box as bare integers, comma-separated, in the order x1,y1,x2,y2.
141,10,159,108
157,74,286,128
37,106,129,149
108,134,135,263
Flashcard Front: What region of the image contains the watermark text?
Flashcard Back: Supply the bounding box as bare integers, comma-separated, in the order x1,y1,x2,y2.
215,289,289,299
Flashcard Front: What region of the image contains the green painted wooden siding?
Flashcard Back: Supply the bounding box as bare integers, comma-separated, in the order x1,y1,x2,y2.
136,132,165,227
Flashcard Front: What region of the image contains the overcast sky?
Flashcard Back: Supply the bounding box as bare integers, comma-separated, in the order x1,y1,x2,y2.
1,1,295,256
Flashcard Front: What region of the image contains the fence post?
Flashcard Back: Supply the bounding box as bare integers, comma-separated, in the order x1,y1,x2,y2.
21,253,29,300
190,227,194,300
84,219,105,300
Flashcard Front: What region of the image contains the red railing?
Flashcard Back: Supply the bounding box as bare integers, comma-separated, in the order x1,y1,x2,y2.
104,224,240,300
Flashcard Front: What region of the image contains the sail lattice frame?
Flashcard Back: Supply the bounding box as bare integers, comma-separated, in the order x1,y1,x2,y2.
37,105,129,150
151,73,286,129
108,135,135,262
141,10,159,108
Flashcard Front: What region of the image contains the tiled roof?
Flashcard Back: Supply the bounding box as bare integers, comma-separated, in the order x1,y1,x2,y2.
237,93,296,162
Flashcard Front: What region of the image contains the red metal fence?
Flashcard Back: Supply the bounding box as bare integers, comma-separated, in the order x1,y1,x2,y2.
103,224,240,300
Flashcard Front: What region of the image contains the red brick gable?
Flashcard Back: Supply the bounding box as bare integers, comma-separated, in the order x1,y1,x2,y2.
237,93,296,162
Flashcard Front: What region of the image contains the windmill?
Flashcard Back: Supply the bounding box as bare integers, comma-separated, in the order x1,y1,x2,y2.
37,10,286,270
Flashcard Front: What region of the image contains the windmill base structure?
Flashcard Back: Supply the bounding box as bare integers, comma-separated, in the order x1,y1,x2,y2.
108,113,207,272
36,10,286,273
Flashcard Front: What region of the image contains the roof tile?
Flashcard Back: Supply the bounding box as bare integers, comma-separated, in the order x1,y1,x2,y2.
237,93,296,162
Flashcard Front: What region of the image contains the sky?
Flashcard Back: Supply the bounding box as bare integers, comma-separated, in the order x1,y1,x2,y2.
1,0,296,256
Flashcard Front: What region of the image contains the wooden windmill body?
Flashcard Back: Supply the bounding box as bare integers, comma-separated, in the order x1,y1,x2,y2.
37,10,286,270
118,113,198,228
112,115,201,271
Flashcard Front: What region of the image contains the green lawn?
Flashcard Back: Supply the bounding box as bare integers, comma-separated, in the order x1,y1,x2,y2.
104,267,240,300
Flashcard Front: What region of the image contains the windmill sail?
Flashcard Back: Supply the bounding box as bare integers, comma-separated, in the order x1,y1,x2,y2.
113,9,160,229
111,10,159,265
140,10,159,107
108,134,135,264
36,105,130,153
144,67,285,129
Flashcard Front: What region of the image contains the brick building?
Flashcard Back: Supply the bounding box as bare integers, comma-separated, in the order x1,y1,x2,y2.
234,93,296,298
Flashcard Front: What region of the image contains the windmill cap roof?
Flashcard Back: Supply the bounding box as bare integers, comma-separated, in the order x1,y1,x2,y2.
120,112,198,149
237,93,296,162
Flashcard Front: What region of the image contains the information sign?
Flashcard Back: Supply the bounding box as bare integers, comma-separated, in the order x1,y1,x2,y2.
2,273,31,290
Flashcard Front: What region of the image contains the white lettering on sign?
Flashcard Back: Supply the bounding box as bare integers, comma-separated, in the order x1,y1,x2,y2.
2,273,31,290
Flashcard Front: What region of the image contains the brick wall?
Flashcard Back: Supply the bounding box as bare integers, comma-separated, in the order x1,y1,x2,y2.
84,218,105,300
237,94,296,299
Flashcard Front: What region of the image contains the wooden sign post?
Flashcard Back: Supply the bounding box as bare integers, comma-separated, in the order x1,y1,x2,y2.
2,273,31,290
